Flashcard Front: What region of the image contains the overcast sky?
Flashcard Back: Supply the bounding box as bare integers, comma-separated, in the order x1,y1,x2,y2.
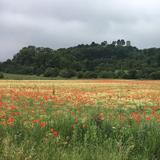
0,0,160,61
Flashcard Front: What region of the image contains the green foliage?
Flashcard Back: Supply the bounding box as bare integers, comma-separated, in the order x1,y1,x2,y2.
1,41,160,79
44,67,59,77
149,71,160,79
83,71,97,79
1,105,160,159
3,73,53,80
59,69,76,78
98,71,114,78
0,72,4,79
77,71,84,79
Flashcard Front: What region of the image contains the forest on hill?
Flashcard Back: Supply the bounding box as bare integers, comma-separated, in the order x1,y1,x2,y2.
0,40,160,79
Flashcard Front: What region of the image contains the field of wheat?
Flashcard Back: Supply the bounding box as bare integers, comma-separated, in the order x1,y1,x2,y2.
0,80,160,160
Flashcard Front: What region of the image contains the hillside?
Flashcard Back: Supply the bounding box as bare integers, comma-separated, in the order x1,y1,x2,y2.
0,41,160,79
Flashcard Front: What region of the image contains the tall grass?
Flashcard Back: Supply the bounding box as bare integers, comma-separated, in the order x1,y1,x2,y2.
0,102,160,160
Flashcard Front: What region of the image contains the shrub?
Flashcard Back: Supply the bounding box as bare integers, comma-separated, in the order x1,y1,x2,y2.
44,68,59,77
98,71,114,78
149,71,160,80
83,71,97,79
0,72,4,79
77,71,84,79
59,69,76,78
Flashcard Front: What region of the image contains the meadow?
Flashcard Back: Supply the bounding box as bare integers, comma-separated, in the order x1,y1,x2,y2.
0,79,160,160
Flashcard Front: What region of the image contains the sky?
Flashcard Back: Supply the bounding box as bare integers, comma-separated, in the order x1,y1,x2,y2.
0,0,160,61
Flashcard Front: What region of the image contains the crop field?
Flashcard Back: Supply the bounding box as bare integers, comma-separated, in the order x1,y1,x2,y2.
0,80,160,160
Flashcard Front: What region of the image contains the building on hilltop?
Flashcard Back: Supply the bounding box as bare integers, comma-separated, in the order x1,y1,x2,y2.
126,41,131,46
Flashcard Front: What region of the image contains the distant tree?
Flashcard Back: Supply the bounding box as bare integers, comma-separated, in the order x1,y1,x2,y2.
13,46,36,65
44,67,59,77
0,73,4,79
1,42,160,80
90,42,99,47
112,41,116,46
98,71,114,78
157,54,160,66
149,71,160,80
77,71,84,79
35,66,45,76
59,69,76,78
83,71,97,79
101,41,107,46
127,69,138,79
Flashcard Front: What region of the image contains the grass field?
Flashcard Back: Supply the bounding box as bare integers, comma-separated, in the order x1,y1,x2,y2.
2,73,52,80
0,79,160,160
2,73,77,80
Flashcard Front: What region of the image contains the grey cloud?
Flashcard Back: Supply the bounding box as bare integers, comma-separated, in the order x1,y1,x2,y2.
0,0,160,61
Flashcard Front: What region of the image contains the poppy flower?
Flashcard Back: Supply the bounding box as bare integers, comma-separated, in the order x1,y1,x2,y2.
53,131,58,137
146,116,151,121
8,117,14,123
32,119,39,123
72,125,75,129
40,122,46,127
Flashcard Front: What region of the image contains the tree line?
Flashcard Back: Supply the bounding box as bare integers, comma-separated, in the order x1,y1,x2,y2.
0,40,160,79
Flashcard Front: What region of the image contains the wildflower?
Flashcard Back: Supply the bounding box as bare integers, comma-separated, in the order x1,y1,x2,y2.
151,106,159,111
145,115,151,121
131,112,141,123
8,117,14,123
10,106,16,110
50,128,58,137
53,131,58,137
32,119,39,123
40,122,46,127
43,96,48,101
50,128,54,132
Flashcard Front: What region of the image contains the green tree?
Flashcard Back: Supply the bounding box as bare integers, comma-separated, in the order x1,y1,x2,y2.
98,71,114,78
0,72,4,79
149,71,160,80
83,71,97,79
59,69,76,78
44,68,59,77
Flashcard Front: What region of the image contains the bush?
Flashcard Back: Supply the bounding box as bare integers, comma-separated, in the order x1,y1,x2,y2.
98,71,114,78
149,71,160,80
35,67,45,76
117,70,138,79
127,70,138,79
83,71,97,79
77,71,84,79
59,69,76,78
44,68,59,77
0,72,4,79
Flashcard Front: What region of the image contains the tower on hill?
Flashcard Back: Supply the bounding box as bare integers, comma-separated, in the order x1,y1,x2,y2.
126,41,131,46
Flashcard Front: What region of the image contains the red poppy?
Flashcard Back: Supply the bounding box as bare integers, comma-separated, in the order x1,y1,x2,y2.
72,125,75,129
10,106,16,110
8,117,14,123
131,112,141,123
32,119,39,123
53,131,58,137
40,122,46,127
145,115,151,121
